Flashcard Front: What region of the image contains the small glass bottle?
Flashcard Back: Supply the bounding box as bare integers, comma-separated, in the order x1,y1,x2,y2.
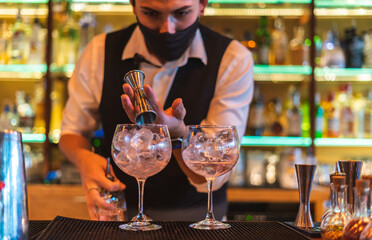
255,16,271,65
343,179,371,240
321,172,347,222
247,85,265,136
321,175,350,240
96,157,127,221
271,16,288,65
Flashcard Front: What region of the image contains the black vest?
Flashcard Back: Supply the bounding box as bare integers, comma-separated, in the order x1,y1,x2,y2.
99,24,232,220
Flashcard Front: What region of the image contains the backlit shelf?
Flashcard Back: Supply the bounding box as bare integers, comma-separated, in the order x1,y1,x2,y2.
314,138,372,147
22,133,46,143
254,65,311,82
0,64,46,80
315,0,372,8
315,68,372,81
0,0,47,2
241,136,312,147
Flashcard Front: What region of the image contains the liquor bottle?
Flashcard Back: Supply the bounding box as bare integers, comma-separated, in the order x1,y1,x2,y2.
301,97,310,138
343,179,371,240
337,84,354,138
289,25,309,66
344,26,364,68
0,20,9,64
320,175,350,240
55,3,79,66
78,12,96,56
16,91,35,133
255,16,271,65
352,92,366,139
241,31,258,64
28,17,45,64
270,17,288,65
264,98,284,136
286,86,302,137
315,93,325,138
247,85,264,136
320,28,346,68
10,9,27,64
363,29,372,68
0,104,12,130
363,90,372,138
324,92,340,138
33,82,45,134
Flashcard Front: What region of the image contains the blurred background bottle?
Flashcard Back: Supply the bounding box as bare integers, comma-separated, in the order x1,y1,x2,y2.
255,16,270,65
290,25,309,66
343,25,364,68
270,17,288,65
247,85,264,136
285,85,302,137
320,28,346,68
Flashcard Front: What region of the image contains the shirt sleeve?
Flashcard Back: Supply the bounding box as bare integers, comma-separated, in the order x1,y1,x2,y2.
60,33,107,139
189,39,254,193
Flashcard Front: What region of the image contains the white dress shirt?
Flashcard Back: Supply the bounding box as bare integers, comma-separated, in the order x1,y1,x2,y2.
61,25,254,192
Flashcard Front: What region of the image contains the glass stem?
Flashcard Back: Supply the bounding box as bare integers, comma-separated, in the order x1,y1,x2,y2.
206,178,215,221
137,178,146,220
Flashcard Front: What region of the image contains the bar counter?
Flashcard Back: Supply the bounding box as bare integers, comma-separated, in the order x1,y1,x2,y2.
29,216,321,240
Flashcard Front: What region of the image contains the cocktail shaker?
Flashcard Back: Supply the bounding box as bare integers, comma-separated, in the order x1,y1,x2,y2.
0,130,29,239
337,160,362,213
294,164,317,229
124,70,157,124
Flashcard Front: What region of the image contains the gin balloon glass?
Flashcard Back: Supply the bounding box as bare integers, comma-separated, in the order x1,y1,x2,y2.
111,124,172,231
182,125,240,230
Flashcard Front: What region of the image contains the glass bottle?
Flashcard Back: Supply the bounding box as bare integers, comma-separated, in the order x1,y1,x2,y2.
286,86,302,137
321,175,350,240
320,28,346,68
28,17,45,64
0,20,9,64
56,2,79,66
255,16,271,65
363,90,372,138
324,92,340,138
343,179,371,240
271,17,288,65
337,84,354,138
344,26,364,69
78,12,96,55
264,98,284,136
247,85,265,136
363,29,372,68
290,26,309,66
315,93,325,138
96,158,127,221
321,172,347,222
10,9,27,64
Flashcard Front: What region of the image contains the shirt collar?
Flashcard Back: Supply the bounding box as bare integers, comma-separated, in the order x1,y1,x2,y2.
122,26,207,69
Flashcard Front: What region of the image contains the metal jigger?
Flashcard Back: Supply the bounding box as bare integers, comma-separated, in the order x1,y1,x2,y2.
294,164,317,229
124,70,157,124
337,160,363,213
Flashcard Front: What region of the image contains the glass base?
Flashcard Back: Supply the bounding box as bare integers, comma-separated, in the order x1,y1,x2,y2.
119,221,161,231
189,219,231,230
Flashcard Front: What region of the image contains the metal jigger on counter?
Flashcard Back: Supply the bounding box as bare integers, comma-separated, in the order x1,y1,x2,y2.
0,130,29,239
337,160,363,213
96,157,127,221
294,164,317,229
124,70,157,124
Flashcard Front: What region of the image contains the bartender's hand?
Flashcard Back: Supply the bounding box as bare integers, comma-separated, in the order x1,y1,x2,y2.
59,134,126,220
79,153,126,220
121,83,186,138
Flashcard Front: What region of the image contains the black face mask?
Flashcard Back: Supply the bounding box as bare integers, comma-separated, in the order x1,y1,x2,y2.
138,18,199,62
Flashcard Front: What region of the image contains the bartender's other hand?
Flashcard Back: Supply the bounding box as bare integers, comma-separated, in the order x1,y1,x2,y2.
121,83,186,138
79,153,126,220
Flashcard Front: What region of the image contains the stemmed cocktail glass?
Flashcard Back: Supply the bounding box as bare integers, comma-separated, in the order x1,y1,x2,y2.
182,125,240,230
111,124,172,231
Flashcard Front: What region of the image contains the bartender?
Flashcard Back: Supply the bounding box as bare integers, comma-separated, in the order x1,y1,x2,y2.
59,0,254,221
